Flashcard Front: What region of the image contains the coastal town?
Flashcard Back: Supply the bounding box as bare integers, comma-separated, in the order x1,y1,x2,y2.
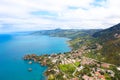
24,48,120,80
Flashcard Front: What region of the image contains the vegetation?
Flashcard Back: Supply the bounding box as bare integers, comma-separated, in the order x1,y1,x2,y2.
28,23,120,79
32,23,120,66
93,23,120,66
59,63,75,75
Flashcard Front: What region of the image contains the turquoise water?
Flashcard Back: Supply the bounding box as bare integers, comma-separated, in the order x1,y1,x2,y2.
0,33,71,80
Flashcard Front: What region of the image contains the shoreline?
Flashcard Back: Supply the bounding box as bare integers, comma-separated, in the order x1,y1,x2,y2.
23,35,120,80
23,48,120,80
23,37,73,80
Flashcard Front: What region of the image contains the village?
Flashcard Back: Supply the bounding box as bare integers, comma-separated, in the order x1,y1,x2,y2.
24,48,120,80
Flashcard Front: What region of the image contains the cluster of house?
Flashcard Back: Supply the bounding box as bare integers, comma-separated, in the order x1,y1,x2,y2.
82,67,115,80
23,49,120,80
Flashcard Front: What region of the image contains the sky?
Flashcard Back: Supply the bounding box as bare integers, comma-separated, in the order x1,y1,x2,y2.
0,0,120,32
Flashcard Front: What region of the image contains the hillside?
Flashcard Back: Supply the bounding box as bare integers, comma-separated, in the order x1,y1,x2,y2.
93,23,120,43
92,23,120,66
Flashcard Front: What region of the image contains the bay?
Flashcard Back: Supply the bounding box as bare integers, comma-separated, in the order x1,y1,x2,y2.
0,33,71,80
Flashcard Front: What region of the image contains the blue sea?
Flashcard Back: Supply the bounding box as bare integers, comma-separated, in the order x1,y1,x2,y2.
0,33,71,80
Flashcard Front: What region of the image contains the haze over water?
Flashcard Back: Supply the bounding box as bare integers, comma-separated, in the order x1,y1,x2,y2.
0,33,71,80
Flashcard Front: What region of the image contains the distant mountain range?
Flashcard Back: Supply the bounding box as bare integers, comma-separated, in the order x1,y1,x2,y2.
32,28,101,39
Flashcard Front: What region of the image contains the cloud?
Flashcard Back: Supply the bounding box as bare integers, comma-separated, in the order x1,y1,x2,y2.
0,0,120,32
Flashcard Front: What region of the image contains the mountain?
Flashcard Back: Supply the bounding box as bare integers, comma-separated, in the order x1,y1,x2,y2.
93,23,120,42
92,23,120,66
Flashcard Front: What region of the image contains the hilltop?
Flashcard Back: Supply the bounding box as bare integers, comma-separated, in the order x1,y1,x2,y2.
93,23,120,42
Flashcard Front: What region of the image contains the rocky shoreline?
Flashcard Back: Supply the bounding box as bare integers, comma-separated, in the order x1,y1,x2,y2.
23,49,120,80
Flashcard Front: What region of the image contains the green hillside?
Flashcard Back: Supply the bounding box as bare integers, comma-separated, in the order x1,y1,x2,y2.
93,23,120,43
92,23,120,66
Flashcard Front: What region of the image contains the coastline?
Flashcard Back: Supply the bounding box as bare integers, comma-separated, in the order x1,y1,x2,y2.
51,35,74,50
23,35,120,80
0,34,72,80
23,48,120,80
23,36,72,80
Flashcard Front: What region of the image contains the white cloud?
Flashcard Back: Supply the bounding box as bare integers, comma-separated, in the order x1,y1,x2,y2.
0,0,120,32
